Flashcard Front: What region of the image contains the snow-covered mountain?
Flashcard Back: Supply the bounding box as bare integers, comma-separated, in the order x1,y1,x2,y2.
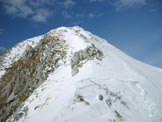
0,26,162,122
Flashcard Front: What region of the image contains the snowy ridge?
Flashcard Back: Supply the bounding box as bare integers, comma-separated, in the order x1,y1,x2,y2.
1,26,162,122
0,35,43,77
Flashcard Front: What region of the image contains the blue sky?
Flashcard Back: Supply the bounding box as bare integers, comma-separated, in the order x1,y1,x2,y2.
0,0,162,68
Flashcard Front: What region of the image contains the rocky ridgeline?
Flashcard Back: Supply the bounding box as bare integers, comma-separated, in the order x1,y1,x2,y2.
0,34,67,122
71,44,103,76
0,27,104,122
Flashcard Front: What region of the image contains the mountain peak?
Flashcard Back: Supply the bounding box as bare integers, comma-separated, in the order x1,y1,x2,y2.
0,27,162,122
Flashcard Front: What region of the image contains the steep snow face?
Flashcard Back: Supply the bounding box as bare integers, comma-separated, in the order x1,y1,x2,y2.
3,26,162,122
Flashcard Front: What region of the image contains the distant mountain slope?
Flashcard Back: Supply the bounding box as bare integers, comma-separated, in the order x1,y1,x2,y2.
0,26,162,122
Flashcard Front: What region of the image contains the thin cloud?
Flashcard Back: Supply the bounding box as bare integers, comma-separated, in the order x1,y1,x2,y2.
0,0,76,22
88,12,103,18
0,0,54,22
88,13,96,18
89,0,104,2
120,0,146,6
62,0,76,9
0,29,4,35
29,0,54,7
2,0,33,18
75,13,84,18
32,9,53,22
114,0,147,10
62,11,72,19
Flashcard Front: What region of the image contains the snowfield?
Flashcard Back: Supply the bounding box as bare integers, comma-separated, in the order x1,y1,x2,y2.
3,26,162,122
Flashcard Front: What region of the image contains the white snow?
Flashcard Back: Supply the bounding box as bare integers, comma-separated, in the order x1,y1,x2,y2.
5,26,162,122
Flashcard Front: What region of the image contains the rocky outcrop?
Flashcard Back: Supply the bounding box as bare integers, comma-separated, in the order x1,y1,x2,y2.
71,44,103,76
0,34,67,122
0,27,103,121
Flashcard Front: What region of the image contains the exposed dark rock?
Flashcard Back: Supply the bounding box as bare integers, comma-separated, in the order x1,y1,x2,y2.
99,94,104,101
0,34,67,122
71,44,103,76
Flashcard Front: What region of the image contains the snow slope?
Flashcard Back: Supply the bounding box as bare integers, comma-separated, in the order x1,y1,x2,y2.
6,26,162,122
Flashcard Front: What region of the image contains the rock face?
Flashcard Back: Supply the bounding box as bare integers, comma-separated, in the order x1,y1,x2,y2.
0,26,162,122
0,33,67,122
71,44,103,76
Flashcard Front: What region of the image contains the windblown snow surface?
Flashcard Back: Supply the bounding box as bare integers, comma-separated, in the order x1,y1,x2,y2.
5,26,162,122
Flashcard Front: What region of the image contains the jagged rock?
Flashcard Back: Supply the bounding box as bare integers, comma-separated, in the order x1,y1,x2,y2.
71,53,79,68
23,45,34,60
72,65,79,76
96,50,103,60
0,34,67,122
71,44,103,76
